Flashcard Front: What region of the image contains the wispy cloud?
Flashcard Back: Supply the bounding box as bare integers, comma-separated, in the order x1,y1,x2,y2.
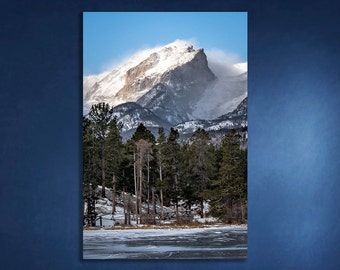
206,48,242,77
88,39,247,120
192,49,247,119
99,39,200,74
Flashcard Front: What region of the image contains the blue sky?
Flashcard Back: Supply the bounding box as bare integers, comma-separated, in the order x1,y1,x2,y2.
83,12,247,75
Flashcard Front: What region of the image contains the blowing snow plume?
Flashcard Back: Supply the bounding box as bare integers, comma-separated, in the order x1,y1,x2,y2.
191,48,247,120
83,40,247,124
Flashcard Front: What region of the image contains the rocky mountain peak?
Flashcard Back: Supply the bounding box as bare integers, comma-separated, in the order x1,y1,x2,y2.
83,40,213,112
83,40,247,146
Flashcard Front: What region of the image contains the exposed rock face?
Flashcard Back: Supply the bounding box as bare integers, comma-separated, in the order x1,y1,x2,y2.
117,53,161,100
136,49,216,125
83,40,247,145
161,48,214,83
113,47,216,119
83,41,216,114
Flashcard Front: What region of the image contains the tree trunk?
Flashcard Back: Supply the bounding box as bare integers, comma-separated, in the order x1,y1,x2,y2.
112,174,116,216
123,188,127,225
200,198,204,218
152,187,156,215
133,152,138,224
125,191,132,226
147,155,150,214
175,174,179,220
139,157,143,224
82,184,85,226
229,201,233,223
101,141,106,198
159,163,164,219
240,200,246,224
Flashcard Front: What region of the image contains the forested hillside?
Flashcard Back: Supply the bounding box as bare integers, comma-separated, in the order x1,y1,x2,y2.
83,102,247,227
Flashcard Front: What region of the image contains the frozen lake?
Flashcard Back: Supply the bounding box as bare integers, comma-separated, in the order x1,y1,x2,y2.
83,225,247,259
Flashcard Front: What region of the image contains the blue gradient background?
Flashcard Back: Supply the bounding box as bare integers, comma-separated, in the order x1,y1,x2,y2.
1,0,339,269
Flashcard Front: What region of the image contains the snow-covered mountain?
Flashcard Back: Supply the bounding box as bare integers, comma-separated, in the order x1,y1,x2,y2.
175,97,247,134
84,40,213,113
83,40,247,143
174,97,248,146
110,102,172,141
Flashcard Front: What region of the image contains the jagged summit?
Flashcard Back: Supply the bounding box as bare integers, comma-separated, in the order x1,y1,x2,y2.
83,40,209,113
83,40,247,144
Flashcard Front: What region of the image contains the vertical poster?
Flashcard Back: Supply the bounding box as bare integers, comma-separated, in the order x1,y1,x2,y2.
82,12,248,259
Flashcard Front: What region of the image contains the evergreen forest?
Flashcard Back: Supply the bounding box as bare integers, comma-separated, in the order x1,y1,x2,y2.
83,103,247,227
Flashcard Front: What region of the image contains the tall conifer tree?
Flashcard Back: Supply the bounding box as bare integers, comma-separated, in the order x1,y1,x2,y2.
186,128,216,218
87,102,117,197
209,129,247,223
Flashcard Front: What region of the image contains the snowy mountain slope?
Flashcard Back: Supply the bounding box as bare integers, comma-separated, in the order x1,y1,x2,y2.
111,102,171,131
84,40,214,114
173,97,247,133
192,72,247,119
83,40,247,143
111,102,172,141
174,97,248,145
110,96,247,143
83,40,246,117
134,46,216,125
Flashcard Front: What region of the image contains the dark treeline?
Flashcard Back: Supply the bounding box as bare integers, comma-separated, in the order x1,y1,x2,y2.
83,103,247,226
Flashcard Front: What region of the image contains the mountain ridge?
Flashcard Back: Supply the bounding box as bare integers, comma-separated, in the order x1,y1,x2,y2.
83,40,247,145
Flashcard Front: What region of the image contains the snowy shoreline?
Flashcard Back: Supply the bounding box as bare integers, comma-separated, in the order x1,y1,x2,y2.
83,223,247,231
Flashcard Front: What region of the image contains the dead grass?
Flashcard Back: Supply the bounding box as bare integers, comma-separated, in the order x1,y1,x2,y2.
84,222,225,231
83,221,246,231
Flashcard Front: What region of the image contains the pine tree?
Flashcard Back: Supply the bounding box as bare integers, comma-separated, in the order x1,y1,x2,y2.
184,128,216,218
87,102,118,197
209,129,247,223
83,116,100,187
83,103,124,225
106,119,124,215
163,128,181,219
180,143,196,210
83,116,100,226
135,139,153,223
126,124,156,223
155,127,167,219
131,123,156,144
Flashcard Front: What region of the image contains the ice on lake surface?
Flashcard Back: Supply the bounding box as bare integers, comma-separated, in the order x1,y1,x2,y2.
83,225,247,259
